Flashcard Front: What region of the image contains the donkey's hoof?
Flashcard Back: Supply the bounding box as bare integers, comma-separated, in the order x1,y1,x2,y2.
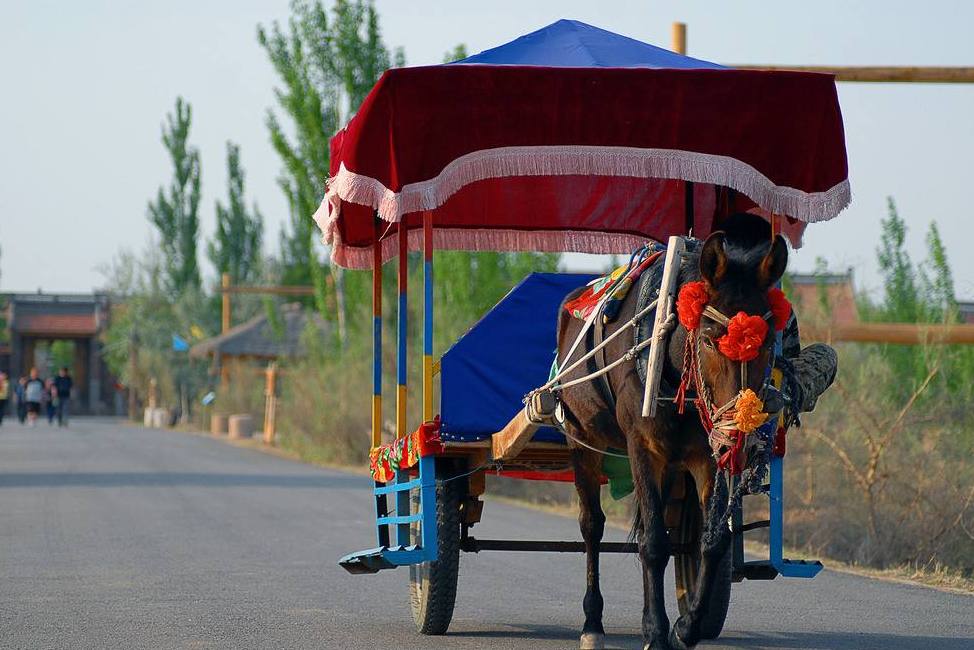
580,632,605,649
668,622,693,649
642,636,674,650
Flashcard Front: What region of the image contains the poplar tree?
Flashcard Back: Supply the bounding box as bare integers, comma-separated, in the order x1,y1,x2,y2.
148,97,202,297
258,0,395,345
207,142,264,285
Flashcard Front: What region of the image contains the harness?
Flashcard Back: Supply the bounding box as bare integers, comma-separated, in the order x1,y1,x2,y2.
676,301,777,474
542,239,794,477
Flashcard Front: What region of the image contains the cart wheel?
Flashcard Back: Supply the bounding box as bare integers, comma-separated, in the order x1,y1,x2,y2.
409,460,463,635
670,471,731,640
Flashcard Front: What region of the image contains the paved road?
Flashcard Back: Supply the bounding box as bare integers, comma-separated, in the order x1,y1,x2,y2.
0,418,971,649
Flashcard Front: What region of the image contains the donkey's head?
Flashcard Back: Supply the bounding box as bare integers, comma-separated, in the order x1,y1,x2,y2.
677,213,790,414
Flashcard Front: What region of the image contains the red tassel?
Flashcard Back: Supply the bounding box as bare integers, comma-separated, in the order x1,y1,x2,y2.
717,430,746,475
772,426,787,457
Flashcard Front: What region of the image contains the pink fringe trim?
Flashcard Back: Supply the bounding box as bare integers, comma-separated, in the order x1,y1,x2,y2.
330,227,652,269
312,145,852,267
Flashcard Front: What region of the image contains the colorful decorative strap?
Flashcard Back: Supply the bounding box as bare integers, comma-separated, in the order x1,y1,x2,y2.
369,415,444,482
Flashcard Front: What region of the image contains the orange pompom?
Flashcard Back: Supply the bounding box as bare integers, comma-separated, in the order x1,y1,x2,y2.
718,312,768,361
766,288,791,331
677,281,710,331
733,388,768,433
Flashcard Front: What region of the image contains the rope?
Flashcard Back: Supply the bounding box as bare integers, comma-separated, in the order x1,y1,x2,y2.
560,428,630,458
556,247,650,364
438,461,491,485
553,314,671,391
537,298,659,392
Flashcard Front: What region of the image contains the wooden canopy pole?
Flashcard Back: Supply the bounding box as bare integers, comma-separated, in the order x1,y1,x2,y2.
675,22,974,84
671,22,687,55
730,65,974,84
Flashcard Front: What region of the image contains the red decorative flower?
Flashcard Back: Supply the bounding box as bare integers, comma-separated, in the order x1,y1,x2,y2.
718,312,769,361
677,281,710,331
766,288,792,331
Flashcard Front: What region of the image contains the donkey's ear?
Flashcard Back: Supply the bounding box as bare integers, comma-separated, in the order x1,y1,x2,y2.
699,232,727,288
757,235,788,289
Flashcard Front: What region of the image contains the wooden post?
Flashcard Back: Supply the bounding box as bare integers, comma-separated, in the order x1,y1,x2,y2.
642,236,685,417
671,21,687,55
218,351,229,389
728,65,974,84
221,273,231,333
423,211,434,422
263,362,278,445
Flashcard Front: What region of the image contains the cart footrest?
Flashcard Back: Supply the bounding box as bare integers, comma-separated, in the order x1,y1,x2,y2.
732,558,823,582
776,558,823,578
338,545,430,574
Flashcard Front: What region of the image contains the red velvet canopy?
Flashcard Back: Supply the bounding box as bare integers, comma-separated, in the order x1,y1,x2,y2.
315,60,850,269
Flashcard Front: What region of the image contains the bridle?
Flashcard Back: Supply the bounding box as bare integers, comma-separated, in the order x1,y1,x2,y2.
675,282,790,474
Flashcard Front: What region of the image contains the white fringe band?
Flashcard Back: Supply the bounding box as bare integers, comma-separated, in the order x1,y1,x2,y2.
313,145,852,266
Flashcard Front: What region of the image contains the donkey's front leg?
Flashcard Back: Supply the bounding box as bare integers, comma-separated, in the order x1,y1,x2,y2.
572,448,608,649
631,445,671,650
670,463,731,649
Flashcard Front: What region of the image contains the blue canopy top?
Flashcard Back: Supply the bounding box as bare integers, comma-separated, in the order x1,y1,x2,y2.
454,19,724,69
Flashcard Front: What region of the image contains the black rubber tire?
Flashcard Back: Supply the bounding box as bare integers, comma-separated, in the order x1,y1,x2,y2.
408,461,463,635
671,472,732,640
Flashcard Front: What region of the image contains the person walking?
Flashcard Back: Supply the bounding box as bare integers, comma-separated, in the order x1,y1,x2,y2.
15,376,28,424
54,367,73,427
43,379,56,425
24,369,44,427
0,371,9,426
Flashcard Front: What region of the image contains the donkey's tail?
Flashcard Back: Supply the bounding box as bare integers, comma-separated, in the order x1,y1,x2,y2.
628,504,642,546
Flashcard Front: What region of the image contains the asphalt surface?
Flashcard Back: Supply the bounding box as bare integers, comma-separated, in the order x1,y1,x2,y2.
0,417,971,650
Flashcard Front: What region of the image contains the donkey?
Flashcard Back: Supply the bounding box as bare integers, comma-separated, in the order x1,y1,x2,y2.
556,213,788,650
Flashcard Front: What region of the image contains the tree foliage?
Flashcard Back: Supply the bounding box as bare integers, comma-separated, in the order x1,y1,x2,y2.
864,196,974,399
258,0,396,345
207,142,263,285
148,97,202,297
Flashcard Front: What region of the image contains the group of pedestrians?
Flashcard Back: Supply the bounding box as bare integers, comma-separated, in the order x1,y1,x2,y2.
0,367,72,427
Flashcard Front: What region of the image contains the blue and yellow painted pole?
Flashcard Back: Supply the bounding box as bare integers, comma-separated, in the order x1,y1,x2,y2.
397,222,408,439
372,217,390,549
371,219,382,450
395,221,410,546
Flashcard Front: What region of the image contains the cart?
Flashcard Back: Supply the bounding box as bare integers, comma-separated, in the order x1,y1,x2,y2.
317,19,850,636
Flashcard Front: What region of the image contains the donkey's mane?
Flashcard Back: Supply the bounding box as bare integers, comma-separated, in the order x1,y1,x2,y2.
711,213,776,297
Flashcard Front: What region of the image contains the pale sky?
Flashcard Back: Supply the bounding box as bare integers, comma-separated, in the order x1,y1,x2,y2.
2,1,973,299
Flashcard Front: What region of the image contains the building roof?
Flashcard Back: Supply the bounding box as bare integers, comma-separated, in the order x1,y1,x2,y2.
13,313,98,336
8,295,106,336
189,303,330,360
